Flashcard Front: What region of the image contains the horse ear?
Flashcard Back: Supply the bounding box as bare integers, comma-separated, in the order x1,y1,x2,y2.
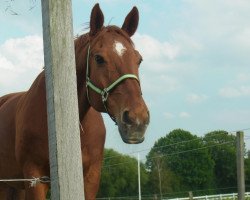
90,3,104,36
122,7,139,37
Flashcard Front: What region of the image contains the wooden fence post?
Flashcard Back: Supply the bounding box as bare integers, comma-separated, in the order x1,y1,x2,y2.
189,191,193,200
41,0,84,199
237,131,245,200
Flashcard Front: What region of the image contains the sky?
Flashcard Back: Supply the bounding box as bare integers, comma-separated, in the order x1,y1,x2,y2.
0,0,250,159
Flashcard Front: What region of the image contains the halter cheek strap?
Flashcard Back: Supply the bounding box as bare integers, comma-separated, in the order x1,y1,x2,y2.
85,45,139,123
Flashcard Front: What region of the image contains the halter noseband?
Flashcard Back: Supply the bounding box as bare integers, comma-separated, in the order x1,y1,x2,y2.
85,45,139,123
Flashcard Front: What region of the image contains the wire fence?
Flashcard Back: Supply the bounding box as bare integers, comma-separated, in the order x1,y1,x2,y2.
96,192,250,200
2,128,250,200
97,128,250,200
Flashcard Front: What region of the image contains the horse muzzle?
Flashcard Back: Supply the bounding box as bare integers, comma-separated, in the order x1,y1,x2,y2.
117,110,149,144
118,124,147,144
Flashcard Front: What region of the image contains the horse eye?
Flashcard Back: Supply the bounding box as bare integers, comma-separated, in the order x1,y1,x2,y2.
94,55,105,64
138,58,143,65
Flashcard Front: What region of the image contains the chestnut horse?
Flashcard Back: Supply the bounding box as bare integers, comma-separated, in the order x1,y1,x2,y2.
0,3,149,200
0,93,105,200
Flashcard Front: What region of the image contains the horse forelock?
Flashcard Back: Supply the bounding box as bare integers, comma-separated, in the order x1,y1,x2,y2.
98,26,134,46
74,25,134,53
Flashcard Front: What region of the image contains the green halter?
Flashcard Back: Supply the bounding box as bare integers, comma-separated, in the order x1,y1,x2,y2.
85,45,139,123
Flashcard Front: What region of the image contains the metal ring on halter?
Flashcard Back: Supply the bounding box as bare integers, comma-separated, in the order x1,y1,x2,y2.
101,89,109,102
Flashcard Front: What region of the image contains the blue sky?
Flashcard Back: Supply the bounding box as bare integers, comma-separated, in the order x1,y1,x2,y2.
0,0,250,158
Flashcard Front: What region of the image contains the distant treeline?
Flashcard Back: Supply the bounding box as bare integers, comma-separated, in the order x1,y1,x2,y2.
97,129,250,199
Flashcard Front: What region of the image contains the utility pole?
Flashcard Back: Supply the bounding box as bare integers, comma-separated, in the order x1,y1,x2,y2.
156,156,162,200
236,131,245,200
138,153,141,200
41,0,84,199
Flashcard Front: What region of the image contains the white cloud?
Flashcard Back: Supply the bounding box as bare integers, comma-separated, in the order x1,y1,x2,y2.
0,54,15,70
180,0,250,63
186,93,208,104
134,33,179,60
0,35,43,92
133,33,179,72
233,27,250,48
179,112,191,118
141,74,180,95
164,112,191,120
163,112,175,120
237,73,250,82
215,109,250,126
130,33,203,95
219,86,250,98
0,35,43,72
171,32,203,55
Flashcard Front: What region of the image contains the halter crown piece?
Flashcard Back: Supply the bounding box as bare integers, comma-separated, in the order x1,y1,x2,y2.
85,45,140,124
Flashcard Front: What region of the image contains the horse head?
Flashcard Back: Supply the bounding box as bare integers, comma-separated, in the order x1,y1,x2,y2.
85,4,149,144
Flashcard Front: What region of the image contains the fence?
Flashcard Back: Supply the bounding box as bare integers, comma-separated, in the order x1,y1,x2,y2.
167,192,250,200
96,192,250,200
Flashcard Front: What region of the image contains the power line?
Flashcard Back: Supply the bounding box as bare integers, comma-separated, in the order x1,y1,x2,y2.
102,129,250,169
144,141,235,163
102,140,237,169
228,127,250,133
104,129,237,161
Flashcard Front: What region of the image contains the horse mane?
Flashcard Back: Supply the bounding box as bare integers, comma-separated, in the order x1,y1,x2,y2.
0,95,10,108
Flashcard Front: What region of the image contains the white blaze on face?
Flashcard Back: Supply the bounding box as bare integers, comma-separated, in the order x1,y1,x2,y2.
113,41,127,57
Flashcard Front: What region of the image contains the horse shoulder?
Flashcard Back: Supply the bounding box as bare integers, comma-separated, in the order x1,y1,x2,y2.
0,92,26,189
15,71,49,166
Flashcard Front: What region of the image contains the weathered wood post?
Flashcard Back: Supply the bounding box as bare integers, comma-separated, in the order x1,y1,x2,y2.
237,131,245,200
188,191,193,200
138,153,141,200
41,0,85,199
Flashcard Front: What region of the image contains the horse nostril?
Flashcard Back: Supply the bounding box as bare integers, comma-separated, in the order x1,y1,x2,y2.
147,110,150,124
122,110,133,125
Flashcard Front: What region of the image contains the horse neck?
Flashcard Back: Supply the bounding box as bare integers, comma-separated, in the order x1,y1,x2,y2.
75,36,90,121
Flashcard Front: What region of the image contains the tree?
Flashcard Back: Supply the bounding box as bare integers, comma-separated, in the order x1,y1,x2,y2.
97,149,148,198
145,152,181,198
245,151,250,191
146,129,214,194
203,130,237,193
4,0,38,15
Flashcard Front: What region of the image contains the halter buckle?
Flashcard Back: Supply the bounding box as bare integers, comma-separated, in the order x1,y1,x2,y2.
86,77,90,85
101,89,109,102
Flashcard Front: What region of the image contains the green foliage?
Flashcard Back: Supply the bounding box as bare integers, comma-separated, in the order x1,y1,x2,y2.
97,148,148,198
146,129,215,193
46,129,250,199
203,130,237,192
146,159,181,195
245,151,250,188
